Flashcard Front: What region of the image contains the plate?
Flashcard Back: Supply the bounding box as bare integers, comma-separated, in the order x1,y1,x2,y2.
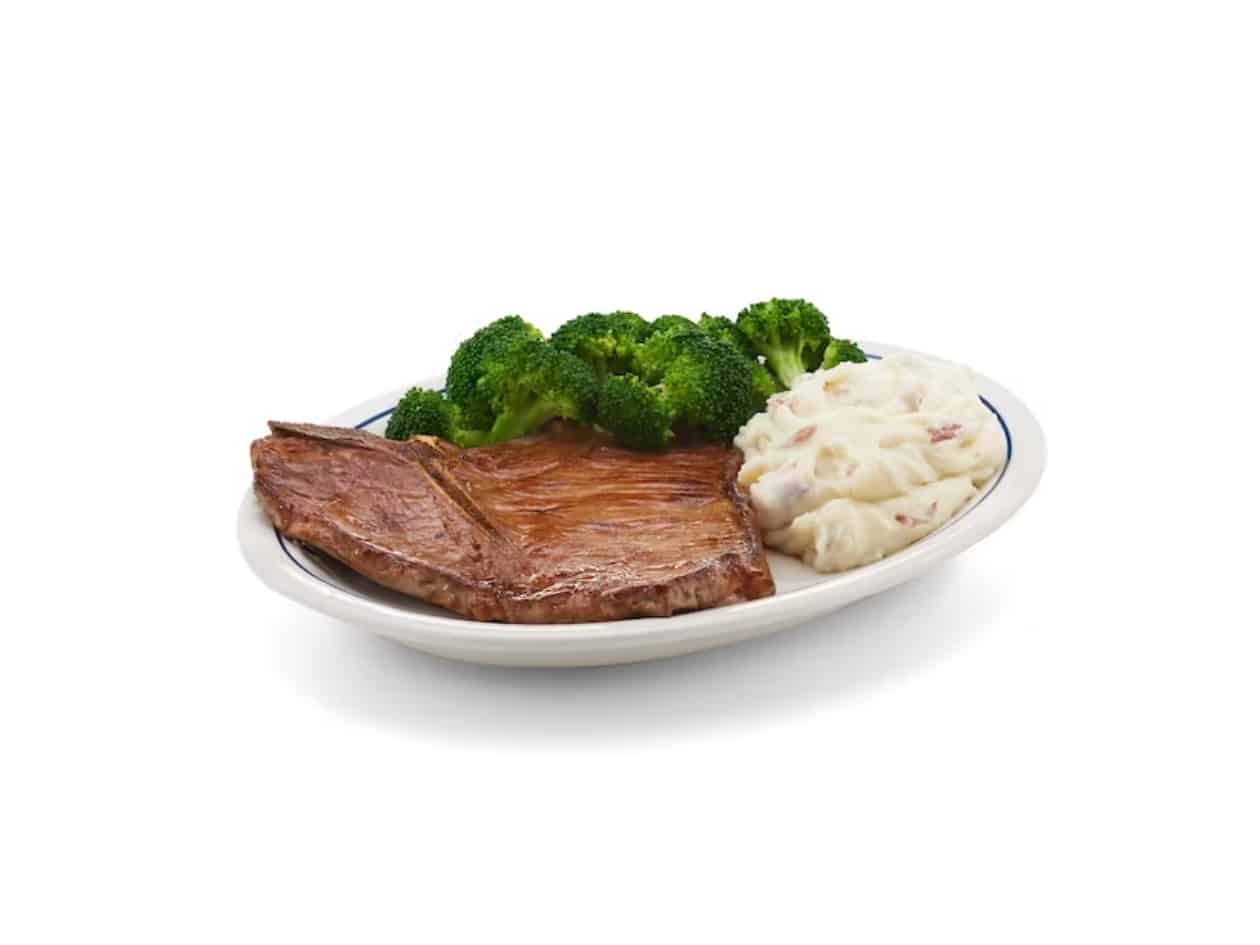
238,342,1045,666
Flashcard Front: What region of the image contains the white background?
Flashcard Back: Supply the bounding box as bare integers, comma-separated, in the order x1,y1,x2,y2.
3,1,1257,942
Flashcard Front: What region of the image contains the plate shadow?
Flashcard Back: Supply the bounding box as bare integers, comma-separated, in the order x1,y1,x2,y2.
265,560,1005,746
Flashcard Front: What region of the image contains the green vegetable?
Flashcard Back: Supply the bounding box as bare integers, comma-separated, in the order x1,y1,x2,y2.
735,298,831,388
821,337,867,368
470,337,600,444
647,314,695,337
550,311,650,378
660,332,760,441
698,313,783,404
396,302,851,452
446,315,544,429
596,375,675,451
746,362,781,405
385,387,460,441
429,316,602,446
600,328,759,447
697,313,755,358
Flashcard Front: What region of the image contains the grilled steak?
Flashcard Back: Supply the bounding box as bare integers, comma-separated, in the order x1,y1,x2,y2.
251,422,775,622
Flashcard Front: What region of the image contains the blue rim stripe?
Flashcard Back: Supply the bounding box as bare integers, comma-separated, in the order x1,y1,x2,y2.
355,406,395,431
275,362,1014,600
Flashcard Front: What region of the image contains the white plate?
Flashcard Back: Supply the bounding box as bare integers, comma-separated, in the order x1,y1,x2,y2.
238,342,1045,666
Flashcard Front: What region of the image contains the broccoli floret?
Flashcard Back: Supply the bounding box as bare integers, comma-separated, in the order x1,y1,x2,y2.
735,298,831,388
385,387,459,441
647,314,695,337
697,313,755,358
698,313,783,405
821,338,867,368
635,317,698,379
550,311,650,377
442,317,601,446
634,328,684,384
663,333,760,441
471,337,600,443
609,328,759,446
596,375,675,451
446,315,543,429
746,362,780,406
383,388,496,447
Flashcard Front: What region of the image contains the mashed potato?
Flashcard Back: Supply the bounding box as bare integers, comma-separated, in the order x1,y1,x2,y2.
734,353,1004,572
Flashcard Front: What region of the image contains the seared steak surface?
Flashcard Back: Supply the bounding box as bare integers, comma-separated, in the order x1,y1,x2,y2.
251,422,775,622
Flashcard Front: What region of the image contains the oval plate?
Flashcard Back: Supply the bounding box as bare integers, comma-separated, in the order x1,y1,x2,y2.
238,342,1045,666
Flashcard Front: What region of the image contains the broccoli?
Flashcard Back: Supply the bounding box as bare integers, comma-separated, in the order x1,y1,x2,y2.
435,317,602,446
414,306,843,451
647,314,695,337
735,298,831,388
698,312,783,404
385,387,459,441
446,315,544,429
746,361,781,406
550,311,650,377
596,375,675,451
599,328,759,447
469,337,600,443
821,338,867,368
697,313,755,358
659,332,760,441
634,325,686,384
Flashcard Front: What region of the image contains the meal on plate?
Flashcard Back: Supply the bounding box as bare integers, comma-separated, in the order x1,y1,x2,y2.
250,299,1003,623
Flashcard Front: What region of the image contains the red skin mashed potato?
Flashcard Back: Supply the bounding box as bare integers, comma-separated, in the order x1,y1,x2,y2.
735,353,1004,572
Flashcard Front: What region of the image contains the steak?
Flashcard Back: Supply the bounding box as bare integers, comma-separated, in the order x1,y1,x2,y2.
251,422,775,623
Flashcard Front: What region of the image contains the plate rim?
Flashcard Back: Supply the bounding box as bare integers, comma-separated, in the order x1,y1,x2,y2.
238,341,1046,651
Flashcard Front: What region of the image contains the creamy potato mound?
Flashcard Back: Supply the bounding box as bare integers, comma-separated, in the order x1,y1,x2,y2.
734,353,1004,572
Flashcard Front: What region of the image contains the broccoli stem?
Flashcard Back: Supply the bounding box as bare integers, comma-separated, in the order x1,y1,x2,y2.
765,349,809,388
484,398,558,443
452,428,494,448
